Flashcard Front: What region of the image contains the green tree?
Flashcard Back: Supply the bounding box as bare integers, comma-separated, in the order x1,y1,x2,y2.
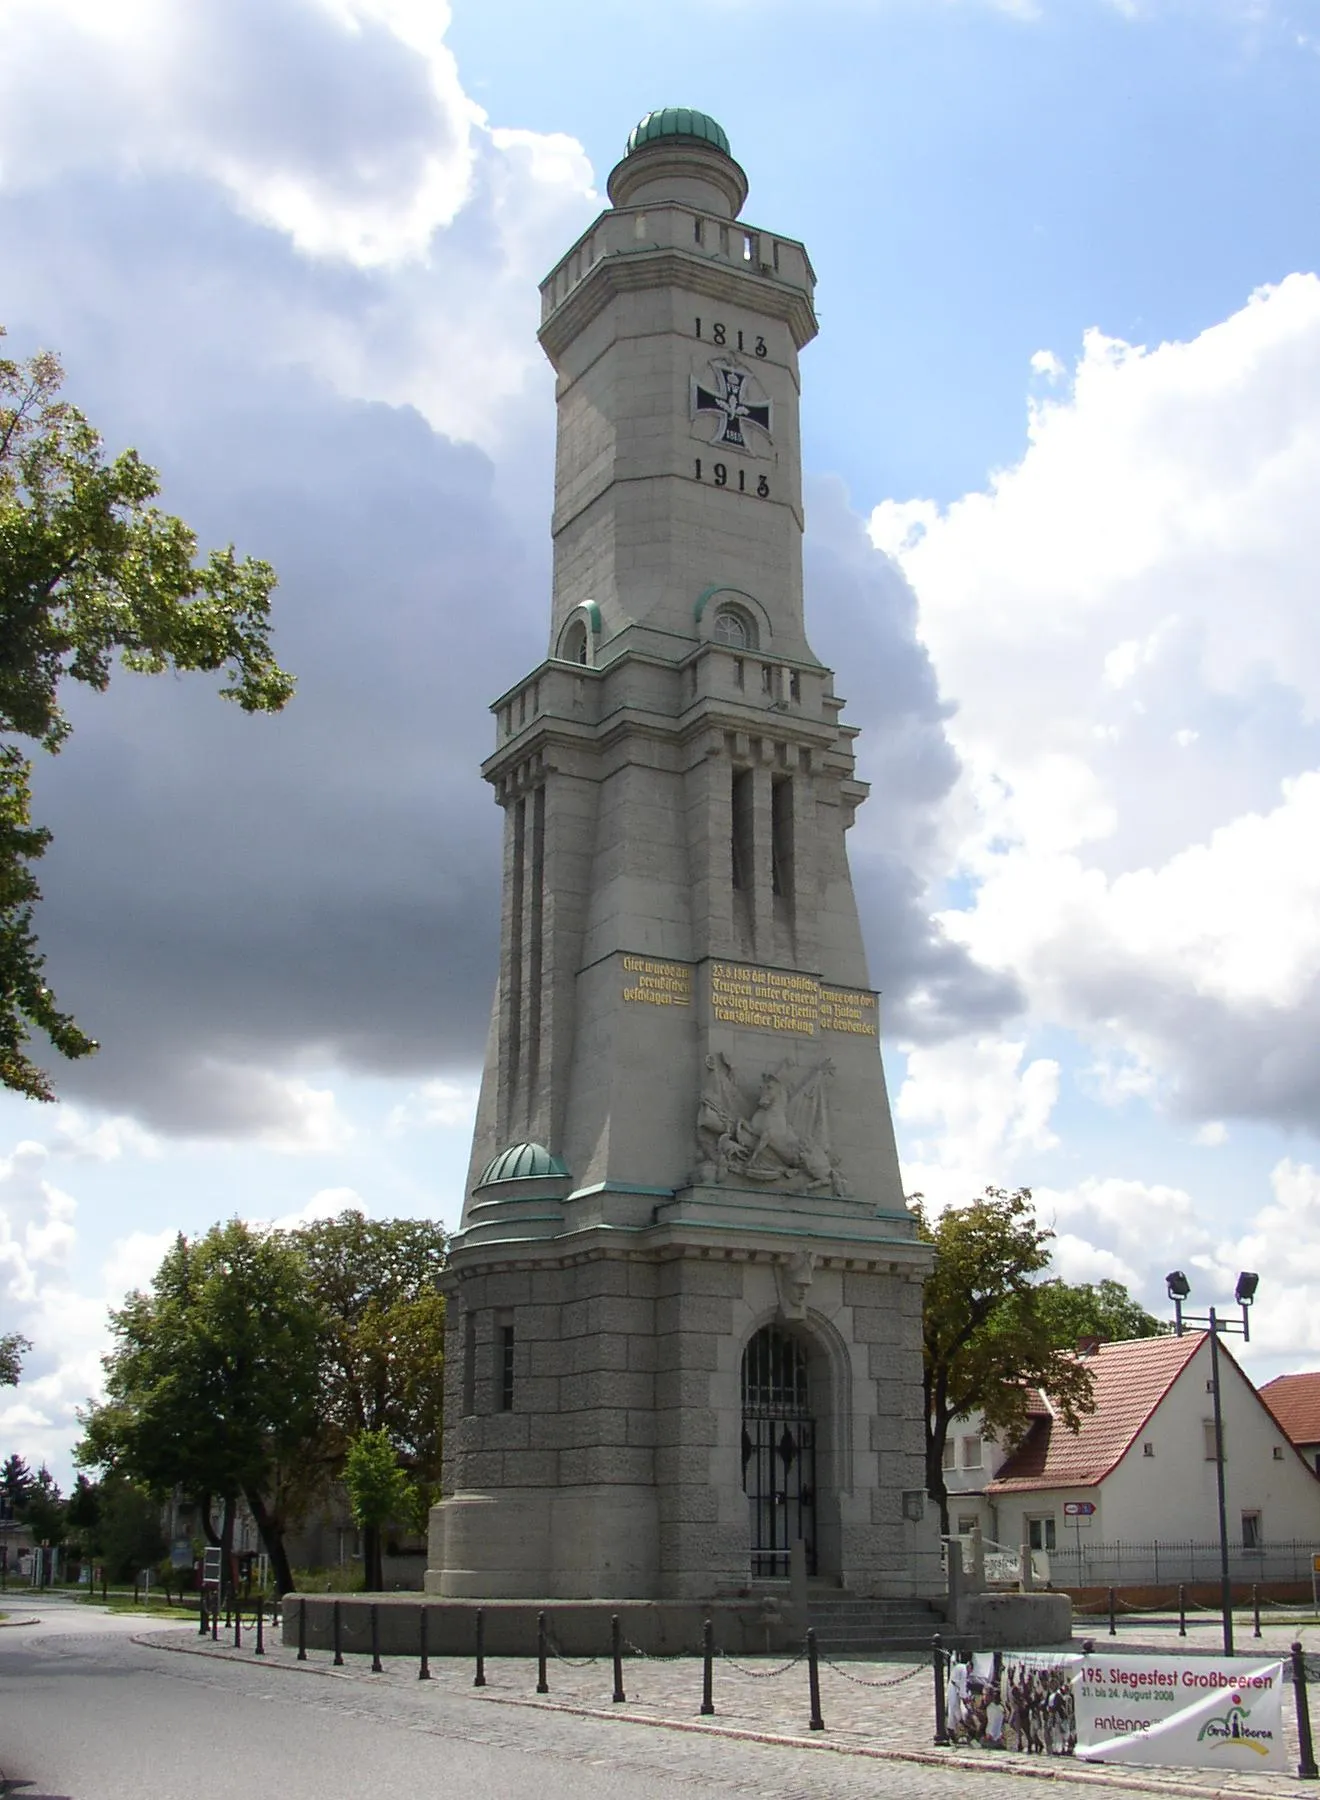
343,1430,417,1592
77,1219,323,1596
0,1332,29,1386
1,1451,33,1512
81,1475,164,1583
1029,1277,1167,1346
294,1211,447,1495
0,331,294,1101
919,1188,1098,1537
22,1464,66,1547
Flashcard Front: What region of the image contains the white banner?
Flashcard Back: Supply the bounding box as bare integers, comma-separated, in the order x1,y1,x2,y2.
1075,1655,1286,1772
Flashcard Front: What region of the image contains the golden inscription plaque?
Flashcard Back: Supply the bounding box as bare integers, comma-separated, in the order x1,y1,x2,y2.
819,985,878,1037
707,962,879,1038
710,962,821,1035
621,954,693,1007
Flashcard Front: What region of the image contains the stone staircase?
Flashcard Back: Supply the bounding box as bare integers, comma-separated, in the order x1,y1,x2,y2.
805,1592,956,1655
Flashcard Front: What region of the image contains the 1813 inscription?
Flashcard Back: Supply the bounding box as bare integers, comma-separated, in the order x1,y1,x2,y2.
620,956,877,1035
710,962,877,1038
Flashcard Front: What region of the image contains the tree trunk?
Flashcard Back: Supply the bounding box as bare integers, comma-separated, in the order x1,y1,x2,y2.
219,1495,235,1605
363,1523,382,1592
245,1488,295,1597
926,1416,952,1540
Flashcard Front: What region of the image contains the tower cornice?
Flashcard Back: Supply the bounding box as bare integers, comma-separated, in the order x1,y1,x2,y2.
539,245,819,363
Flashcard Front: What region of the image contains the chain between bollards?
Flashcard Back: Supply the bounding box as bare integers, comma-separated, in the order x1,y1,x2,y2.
298,1596,307,1660
700,1617,715,1716
474,1607,486,1687
255,1595,265,1656
332,1597,343,1667
806,1627,824,1732
611,1614,626,1704
1178,1584,1186,1637
932,1633,949,1746
1294,1641,1319,1780
418,1604,431,1681
537,1610,549,1694
370,1602,382,1674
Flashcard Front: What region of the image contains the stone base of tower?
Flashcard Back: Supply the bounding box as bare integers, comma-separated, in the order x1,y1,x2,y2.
428,1207,944,1606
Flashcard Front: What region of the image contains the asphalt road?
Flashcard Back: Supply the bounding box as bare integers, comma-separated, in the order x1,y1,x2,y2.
0,1597,1212,1800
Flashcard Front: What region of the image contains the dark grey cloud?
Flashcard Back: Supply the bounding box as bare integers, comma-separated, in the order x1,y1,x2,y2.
1,154,1016,1140
804,476,1024,1041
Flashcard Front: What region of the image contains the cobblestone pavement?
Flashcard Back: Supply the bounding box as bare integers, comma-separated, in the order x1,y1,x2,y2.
132,1607,1320,1800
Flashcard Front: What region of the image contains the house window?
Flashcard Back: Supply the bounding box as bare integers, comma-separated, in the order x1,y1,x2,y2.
1242,1511,1263,1550
942,1440,956,1471
956,1515,979,1536
499,1325,515,1412
960,1436,983,1470
1027,1517,1057,1552
1273,1446,1285,1461
1203,1418,1223,1461
1143,1441,1154,1457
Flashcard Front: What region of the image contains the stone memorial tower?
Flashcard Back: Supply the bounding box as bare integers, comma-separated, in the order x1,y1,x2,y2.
429,109,939,1608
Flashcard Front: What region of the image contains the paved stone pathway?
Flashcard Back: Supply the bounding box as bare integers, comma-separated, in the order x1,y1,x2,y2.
134,1606,1320,1799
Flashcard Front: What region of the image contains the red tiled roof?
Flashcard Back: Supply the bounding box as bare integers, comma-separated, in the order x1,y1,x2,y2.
1259,1373,1320,1448
987,1333,1204,1494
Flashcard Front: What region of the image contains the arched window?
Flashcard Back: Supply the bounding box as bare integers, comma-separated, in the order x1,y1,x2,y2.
742,1325,815,1577
713,606,754,650
561,619,589,665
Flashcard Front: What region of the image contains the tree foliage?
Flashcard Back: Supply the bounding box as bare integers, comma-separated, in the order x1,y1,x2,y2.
0,1331,30,1387
343,1429,418,1592
918,1188,1099,1536
1030,1276,1167,1346
0,331,294,1100
77,1219,323,1593
78,1209,447,1593
293,1212,447,1490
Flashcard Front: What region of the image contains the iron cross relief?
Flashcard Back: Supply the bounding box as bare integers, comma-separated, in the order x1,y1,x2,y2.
691,361,772,450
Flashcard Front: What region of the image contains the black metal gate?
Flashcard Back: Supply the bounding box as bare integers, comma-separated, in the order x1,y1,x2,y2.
741,1326,817,1578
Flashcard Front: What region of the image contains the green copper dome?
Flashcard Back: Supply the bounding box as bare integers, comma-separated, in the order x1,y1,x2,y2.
476,1142,570,1187
626,109,731,159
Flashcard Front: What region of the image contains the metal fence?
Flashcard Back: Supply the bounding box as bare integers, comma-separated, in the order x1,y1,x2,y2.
1049,1539,1319,1587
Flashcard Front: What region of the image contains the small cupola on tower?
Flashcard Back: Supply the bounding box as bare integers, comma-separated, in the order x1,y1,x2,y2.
607,107,749,219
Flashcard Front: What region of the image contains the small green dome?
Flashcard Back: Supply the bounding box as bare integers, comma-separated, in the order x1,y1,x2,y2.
477,1142,570,1187
627,109,731,159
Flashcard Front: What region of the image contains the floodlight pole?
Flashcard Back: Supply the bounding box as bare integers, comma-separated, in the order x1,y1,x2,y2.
1207,1309,1234,1657
1168,1275,1255,1660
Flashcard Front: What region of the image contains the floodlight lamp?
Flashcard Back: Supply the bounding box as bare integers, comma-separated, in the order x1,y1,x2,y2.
1166,1270,1191,1301
1235,1271,1259,1306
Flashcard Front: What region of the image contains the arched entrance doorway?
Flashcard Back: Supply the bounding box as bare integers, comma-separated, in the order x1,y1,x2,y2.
741,1324,817,1578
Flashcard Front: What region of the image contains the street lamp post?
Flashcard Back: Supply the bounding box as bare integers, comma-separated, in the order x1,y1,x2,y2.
1165,1269,1259,1657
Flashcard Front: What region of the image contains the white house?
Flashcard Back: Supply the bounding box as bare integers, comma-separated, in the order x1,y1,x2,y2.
1259,1372,1320,1476
979,1334,1320,1581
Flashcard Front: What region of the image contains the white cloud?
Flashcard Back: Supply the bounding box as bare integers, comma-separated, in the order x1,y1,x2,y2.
1195,1120,1228,1146
101,1228,177,1306
0,0,597,451
897,1037,1060,1210
875,275,1320,1135
263,1186,366,1230
387,1078,479,1133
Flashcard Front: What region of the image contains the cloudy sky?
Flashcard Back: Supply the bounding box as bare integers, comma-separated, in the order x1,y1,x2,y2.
3,0,1319,1483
